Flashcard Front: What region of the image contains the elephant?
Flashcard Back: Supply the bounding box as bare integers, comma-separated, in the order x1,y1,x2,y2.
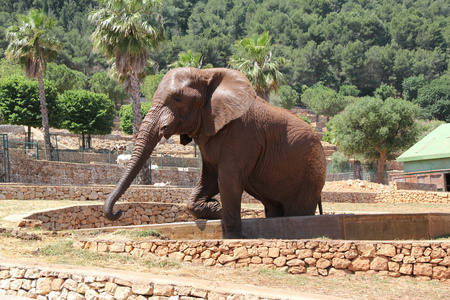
104,67,326,239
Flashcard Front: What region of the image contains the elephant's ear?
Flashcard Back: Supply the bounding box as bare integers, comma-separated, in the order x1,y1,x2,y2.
201,68,257,136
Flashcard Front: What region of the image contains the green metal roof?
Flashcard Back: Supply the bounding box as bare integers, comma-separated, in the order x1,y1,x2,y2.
397,124,450,162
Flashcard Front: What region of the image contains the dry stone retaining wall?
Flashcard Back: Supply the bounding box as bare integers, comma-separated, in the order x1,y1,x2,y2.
74,239,450,280
0,183,448,204
0,260,299,300
6,202,263,231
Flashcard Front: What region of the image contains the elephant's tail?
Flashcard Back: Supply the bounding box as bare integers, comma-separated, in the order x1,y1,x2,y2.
318,197,323,215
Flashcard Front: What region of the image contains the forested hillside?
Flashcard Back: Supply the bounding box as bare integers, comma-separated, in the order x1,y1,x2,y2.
0,0,448,96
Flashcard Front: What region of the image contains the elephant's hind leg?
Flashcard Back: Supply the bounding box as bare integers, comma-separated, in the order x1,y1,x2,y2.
282,194,322,216
263,202,284,218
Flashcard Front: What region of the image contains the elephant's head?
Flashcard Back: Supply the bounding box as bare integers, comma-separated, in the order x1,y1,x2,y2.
104,67,257,221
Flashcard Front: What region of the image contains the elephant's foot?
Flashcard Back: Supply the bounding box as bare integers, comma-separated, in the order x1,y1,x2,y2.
188,198,222,220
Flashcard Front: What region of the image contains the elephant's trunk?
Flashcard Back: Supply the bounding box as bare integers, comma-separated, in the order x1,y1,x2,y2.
104,105,164,221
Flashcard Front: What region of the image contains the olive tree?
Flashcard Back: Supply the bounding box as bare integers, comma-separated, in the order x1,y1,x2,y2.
329,97,420,183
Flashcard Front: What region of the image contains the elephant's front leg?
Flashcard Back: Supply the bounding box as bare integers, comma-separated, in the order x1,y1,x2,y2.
187,161,221,219
218,167,246,239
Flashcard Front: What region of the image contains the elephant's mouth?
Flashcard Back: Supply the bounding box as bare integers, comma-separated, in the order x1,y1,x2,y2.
161,126,174,139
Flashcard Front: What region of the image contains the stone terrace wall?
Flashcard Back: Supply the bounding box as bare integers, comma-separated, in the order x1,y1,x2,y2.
6,202,264,231
74,239,450,280
0,260,300,300
10,158,200,186
0,184,448,204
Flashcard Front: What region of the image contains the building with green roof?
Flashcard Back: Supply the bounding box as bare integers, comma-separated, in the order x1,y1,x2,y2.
393,124,450,191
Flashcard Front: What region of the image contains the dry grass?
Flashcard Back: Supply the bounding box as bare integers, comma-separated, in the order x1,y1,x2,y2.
0,199,449,299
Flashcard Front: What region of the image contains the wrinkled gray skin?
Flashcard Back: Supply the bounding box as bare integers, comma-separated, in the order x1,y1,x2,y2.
104,67,326,239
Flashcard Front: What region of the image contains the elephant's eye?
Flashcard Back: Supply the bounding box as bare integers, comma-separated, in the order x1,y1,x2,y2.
174,97,181,103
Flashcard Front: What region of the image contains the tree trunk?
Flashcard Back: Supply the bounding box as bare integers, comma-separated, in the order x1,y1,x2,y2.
37,73,53,160
81,132,86,150
130,72,150,185
353,160,362,180
376,150,387,184
26,126,32,147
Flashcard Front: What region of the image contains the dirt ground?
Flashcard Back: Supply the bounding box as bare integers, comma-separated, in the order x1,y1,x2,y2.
1,196,450,299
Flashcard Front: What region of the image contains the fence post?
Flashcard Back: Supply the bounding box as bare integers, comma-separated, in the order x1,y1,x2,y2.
35,141,39,160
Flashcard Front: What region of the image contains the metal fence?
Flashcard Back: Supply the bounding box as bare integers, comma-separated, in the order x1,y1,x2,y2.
6,136,202,169
5,133,388,183
0,134,10,182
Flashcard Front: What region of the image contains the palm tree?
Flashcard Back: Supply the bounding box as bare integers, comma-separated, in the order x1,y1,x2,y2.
89,0,165,185
5,9,62,160
229,32,286,101
89,0,165,140
168,50,213,69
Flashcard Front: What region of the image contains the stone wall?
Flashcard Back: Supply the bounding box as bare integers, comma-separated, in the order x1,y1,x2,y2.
74,239,450,280
0,184,448,204
0,260,300,300
10,158,200,186
5,202,264,231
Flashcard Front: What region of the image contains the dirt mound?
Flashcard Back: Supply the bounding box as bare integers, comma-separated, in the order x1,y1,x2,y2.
323,179,394,192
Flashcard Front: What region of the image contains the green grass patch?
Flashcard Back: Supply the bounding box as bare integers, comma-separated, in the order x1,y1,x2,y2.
113,229,163,238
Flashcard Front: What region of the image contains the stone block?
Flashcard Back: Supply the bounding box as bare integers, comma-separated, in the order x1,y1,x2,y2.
297,249,313,259
370,257,389,271
377,244,396,257
413,263,433,277
114,286,132,300
349,257,370,271
432,266,450,280
316,258,331,269
153,284,174,296
36,278,52,295
332,258,351,269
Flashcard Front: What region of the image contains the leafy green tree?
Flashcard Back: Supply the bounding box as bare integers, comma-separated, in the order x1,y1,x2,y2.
402,74,426,101
301,85,350,121
90,72,129,110
57,90,115,149
0,58,24,77
329,97,420,183
229,32,286,101
363,45,396,92
44,62,87,94
414,75,450,122
0,76,59,143
168,50,212,69
291,40,338,88
374,82,397,100
416,119,445,141
330,151,352,174
338,85,360,97
119,101,153,135
273,85,298,110
5,9,62,160
338,41,366,91
89,0,165,140
390,12,424,50
141,74,164,100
